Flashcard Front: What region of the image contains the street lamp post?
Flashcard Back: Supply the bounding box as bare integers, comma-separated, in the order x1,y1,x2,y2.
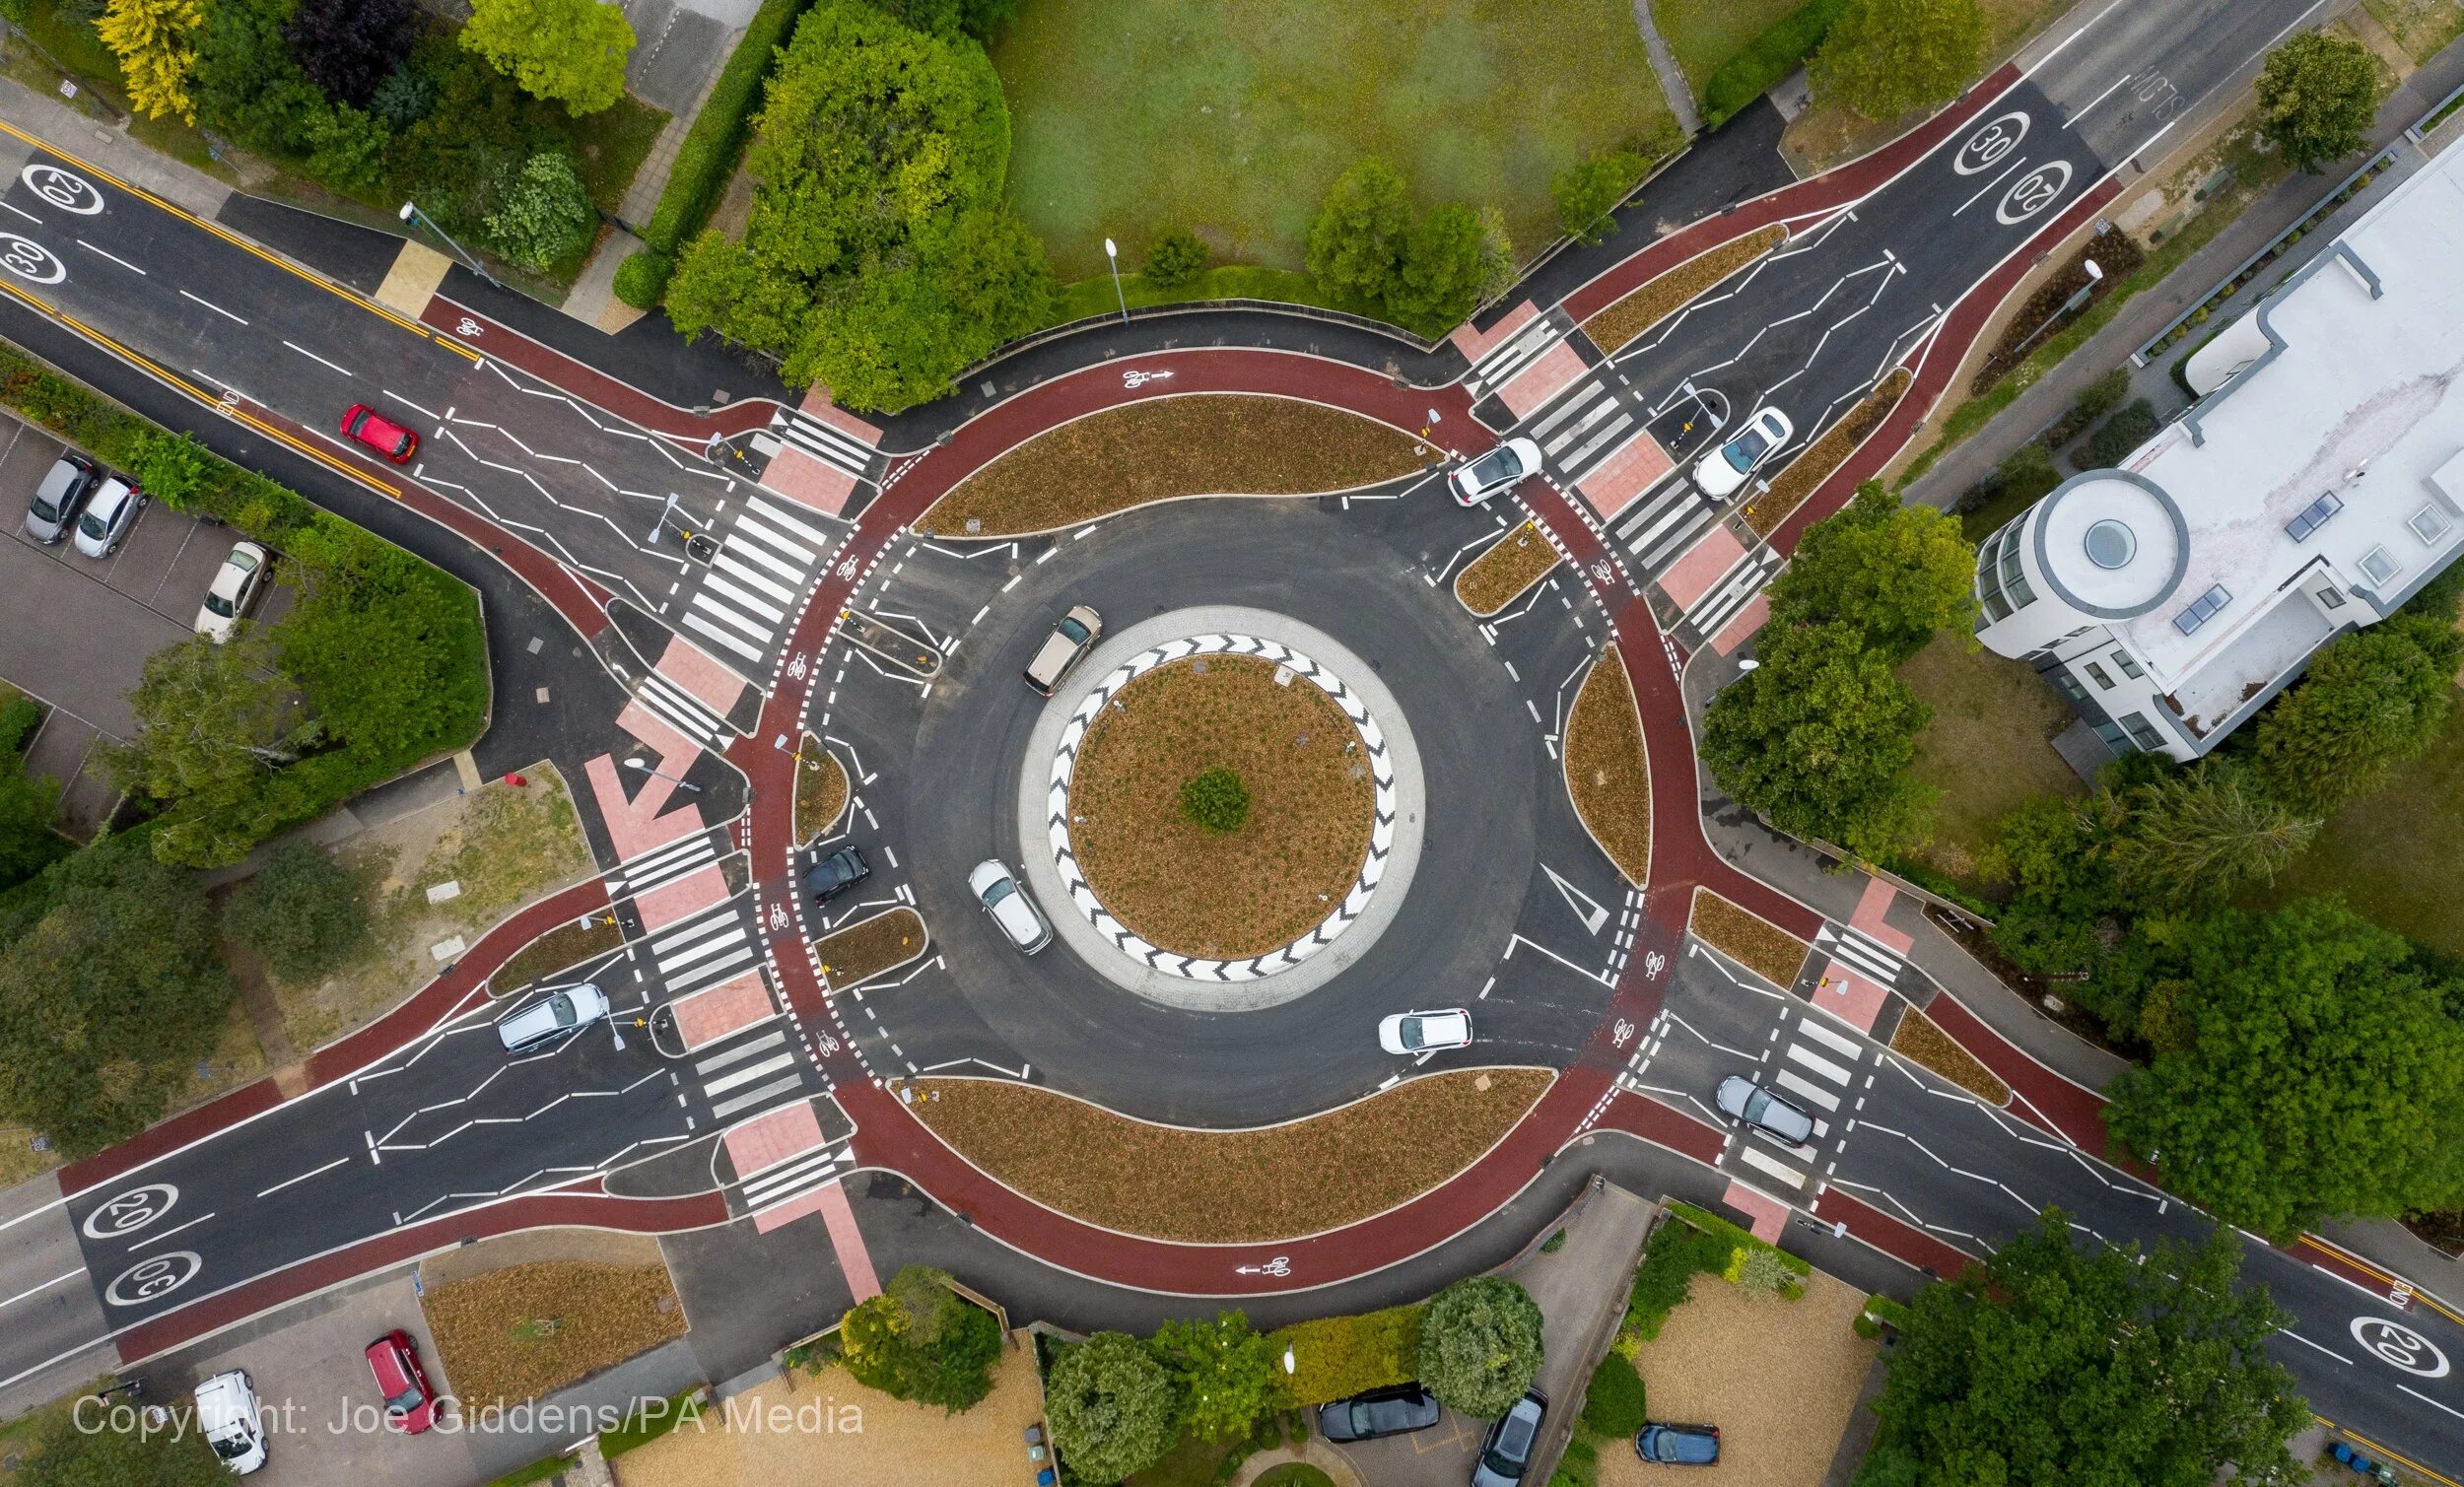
398,200,501,290
1999,259,2102,365
1103,237,1129,324
623,756,702,793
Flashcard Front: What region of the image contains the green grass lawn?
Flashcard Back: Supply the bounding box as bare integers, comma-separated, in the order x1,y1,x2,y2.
1652,0,1804,90
2363,0,2464,62
992,0,1680,281
2247,686,2464,955
1900,633,2086,884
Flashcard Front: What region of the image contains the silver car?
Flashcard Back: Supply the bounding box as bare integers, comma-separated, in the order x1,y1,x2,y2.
968,859,1052,954
196,541,270,642
1716,1074,1814,1146
22,453,99,545
495,983,610,1053
72,476,144,559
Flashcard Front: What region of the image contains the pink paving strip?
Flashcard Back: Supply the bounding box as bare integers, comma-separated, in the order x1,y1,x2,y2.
583,754,703,861
724,1100,826,1177
655,634,750,716
1450,302,1536,363
670,970,774,1050
804,1179,882,1297
1721,1179,1794,1243
616,698,702,773
631,862,729,933
1497,341,1587,420
1707,592,1768,656
795,387,883,441
1849,878,1914,952
752,1183,837,1237
1573,432,1674,520
758,445,857,516
1656,524,1746,611
1811,966,1890,1036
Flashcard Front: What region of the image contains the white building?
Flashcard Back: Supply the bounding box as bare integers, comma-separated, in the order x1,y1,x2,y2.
1974,136,2464,764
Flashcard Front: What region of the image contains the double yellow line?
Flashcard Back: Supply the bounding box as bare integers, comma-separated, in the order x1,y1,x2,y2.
2316,1415,2461,1487
2299,1234,2464,1328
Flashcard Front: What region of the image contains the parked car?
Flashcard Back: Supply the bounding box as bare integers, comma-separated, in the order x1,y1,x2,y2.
1380,1008,1473,1054
194,1369,268,1474
1471,1388,1548,1487
1692,406,1792,499
1023,604,1102,696
195,540,271,642
495,983,610,1054
1452,437,1541,506
1634,1422,1721,1464
341,403,418,463
1715,1074,1814,1146
1318,1382,1441,1443
804,845,872,904
21,451,100,545
71,476,144,559
968,858,1052,954
364,1329,440,1433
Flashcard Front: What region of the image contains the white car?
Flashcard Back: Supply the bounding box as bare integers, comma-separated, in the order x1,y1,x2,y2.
1379,1008,1472,1054
195,1370,268,1474
195,540,270,642
495,982,610,1053
968,859,1052,954
1693,406,1793,499
71,476,143,559
1451,437,1541,506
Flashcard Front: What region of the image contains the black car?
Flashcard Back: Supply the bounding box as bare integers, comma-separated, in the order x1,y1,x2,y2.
1635,1422,1721,1464
1317,1383,1440,1443
803,845,871,904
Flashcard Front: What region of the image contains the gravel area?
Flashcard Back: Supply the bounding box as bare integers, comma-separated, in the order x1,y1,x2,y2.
420,1260,687,1411
489,914,625,997
918,395,1428,536
1455,522,1560,616
813,908,927,987
1688,890,1811,988
795,735,849,845
1070,656,1372,958
1581,225,1787,354
1892,1007,2013,1105
1565,649,1650,885
1742,370,1911,537
904,1069,1552,1242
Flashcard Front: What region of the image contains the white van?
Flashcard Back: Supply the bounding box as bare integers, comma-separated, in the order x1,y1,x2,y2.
194,1370,268,1474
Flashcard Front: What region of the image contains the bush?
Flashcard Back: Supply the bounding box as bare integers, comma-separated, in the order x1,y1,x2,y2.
1266,1305,1424,1406
839,1266,1002,1411
1702,0,1851,127
2078,397,2159,470
1178,767,1252,834
482,153,597,273
1046,1332,1182,1481
1579,1353,1647,1436
1995,440,2060,505
1551,148,1648,245
1143,229,1210,289
612,248,672,308
1812,0,1986,121
223,841,370,982
642,0,808,253
129,429,220,509
1419,1276,1545,1419
2041,367,2132,446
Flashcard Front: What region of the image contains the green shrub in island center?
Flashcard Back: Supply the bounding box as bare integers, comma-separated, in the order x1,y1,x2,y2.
1179,767,1253,835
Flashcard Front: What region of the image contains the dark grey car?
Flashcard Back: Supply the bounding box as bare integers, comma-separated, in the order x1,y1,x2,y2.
1317,1383,1440,1443
803,845,871,904
22,453,99,545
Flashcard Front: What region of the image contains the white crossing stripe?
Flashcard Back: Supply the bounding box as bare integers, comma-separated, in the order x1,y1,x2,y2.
1738,1145,1809,1188
703,1050,798,1100
739,1142,846,1207
1775,1068,1844,1112
1785,1042,1854,1086
1794,1016,1865,1059
772,410,877,479
744,494,840,552
712,1074,808,1121
617,832,719,896
693,1027,786,1075
1533,379,1610,441
1470,314,1566,394
1682,548,1780,642
677,492,837,667
1817,923,1906,985
636,672,732,746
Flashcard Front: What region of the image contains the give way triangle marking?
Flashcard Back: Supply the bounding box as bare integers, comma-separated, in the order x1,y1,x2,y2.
1542,863,1610,936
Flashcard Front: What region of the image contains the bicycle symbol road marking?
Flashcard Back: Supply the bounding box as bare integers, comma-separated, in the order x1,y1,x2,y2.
1954,112,2030,175
82,1183,177,1240
455,317,484,338
1123,369,1174,388
2351,1317,2450,1378
21,164,103,215
1234,1255,1291,1277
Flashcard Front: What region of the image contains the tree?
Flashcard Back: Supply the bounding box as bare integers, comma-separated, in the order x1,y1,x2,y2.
861,0,1017,38
2254,613,2459,815
1384,202,1502,336
1701,621,1934,860
1857,1210,2307,1487
2106,762,2319,909
102,632,323,867
2103,899,2464,1237
1418,1276,1544,1419
1143,228,1209,289
1766,481,1977,661
19,1400,228,1487
223,841,370,983
459,0,635,115
1151,1311,1277,1443
1551,148,1647,245
284,0,417,107
99,0,205,122
837,1265,1002,1411
0,698,64,893
1304,157,1411,306
1812,0,1986,120
2254,31,2379,172
1045,1332,1181,1482
481,153,596,272
277,540,485,766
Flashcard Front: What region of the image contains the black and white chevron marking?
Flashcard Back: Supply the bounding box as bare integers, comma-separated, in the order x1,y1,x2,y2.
1046,636,1396,982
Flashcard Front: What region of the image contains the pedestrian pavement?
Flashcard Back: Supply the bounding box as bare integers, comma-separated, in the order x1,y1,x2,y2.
1626,0,1702,137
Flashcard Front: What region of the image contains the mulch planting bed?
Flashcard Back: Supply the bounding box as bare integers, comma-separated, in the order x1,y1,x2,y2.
1455,522,1560,616
814,907,927,987
421,1261,686,1411
489,914,626,997
1581,225,1787,355
1565,649,1651,884
1741,369,1910,537
917,395,1427,537
1688,890,1812,988
1890,1007,2012,1105
795,735,850,845
1070,656,1373,958
905,1069,1552,1242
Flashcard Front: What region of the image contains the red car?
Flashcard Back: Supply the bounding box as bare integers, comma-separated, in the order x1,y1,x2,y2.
364,1329,439,1433
341,404,418,463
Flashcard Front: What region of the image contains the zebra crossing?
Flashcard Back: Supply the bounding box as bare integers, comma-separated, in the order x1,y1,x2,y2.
1677,544,1782,645
608,828,726,900
675,492,840,669
1815,921,1910,991
1466,309,1575,399
770,409,880,484
634,669,734,750
647,899,765,1001
1526,371,1647,487
688,1020,821,1125
1729,1009,1869,1195
736,1128,854,1217
1608,476,1721,577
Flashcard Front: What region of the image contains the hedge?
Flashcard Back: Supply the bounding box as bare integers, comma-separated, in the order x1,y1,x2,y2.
1701,0,1852,128
2077,397,2160,470
612,250,672,309
640,0,811,254
1266,1304,1425,1407
598,1390,704,1456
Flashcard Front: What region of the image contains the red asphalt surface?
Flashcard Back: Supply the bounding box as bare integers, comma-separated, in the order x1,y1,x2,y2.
420,298,783,444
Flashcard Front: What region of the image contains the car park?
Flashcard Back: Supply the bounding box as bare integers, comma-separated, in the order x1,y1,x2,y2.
341,403,419,463
364,1328,440,1433
1023,604,1102,696
71,476,144,559
968,858,1052,954
1634,1422,1721,1464
195,540,271,642
1317,1382,1441,1443
1471,1388,1547,1487
1715,1073,1814,1146
1692,406,1792,499
21,451,100,545
495,983,610,1053
804,845,872,904
1380,1008,1472,1054
195,1369,268,1473
1452,437,1542,506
